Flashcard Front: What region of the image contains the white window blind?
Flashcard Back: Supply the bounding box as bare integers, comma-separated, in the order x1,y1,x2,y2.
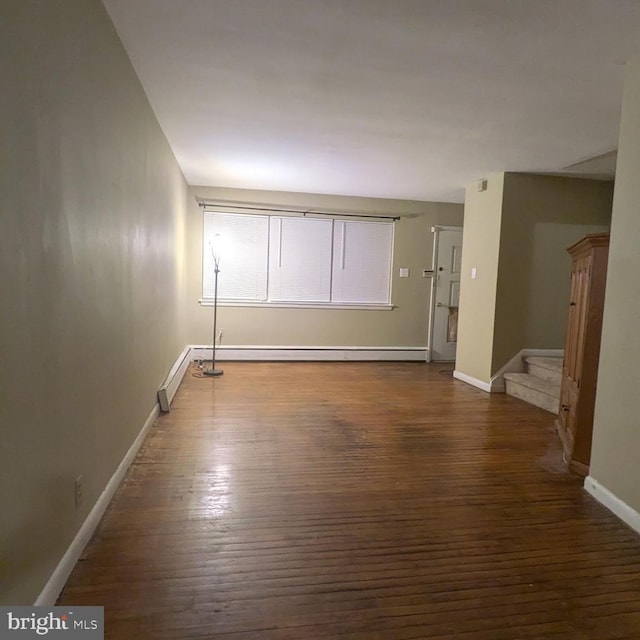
331,220,393,304
268,217,333,302
202,211,393,306
202,212,268,301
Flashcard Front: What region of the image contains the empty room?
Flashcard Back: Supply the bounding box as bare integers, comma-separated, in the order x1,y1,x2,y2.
4,1,640,638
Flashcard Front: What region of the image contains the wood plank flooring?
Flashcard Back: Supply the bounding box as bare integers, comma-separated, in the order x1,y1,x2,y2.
58,362,640,639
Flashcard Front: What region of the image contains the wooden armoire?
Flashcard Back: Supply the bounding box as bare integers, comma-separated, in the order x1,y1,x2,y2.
555,233,609,476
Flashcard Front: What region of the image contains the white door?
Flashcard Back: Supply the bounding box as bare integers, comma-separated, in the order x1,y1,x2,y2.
429,227,463,361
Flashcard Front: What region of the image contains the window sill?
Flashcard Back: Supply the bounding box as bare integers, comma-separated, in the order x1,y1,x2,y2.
198,299,394,311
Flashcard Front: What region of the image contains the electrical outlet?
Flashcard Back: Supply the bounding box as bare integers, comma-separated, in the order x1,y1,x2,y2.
74,476,83,510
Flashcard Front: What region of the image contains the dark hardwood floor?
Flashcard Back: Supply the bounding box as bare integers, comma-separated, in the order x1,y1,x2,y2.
58,362,640,639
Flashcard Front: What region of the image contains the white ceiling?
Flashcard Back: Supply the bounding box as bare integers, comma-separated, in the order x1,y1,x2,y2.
103,0,640,203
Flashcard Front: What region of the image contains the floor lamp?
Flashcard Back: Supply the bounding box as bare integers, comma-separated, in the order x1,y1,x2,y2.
204,234,223,377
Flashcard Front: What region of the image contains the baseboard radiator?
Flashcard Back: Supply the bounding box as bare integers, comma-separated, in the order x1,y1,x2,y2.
157,346,192,411
159,344,428,411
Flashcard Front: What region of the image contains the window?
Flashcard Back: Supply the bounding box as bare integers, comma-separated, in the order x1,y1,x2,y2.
202,211,394,307
331,220,393,304
202,213,269,301
269,217,334,302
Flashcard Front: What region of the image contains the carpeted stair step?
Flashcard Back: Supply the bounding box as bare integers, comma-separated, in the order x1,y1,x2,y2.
503,372,560,414
525,356,563,386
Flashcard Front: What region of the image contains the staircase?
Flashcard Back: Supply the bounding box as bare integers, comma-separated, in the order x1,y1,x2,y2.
503,356,562,413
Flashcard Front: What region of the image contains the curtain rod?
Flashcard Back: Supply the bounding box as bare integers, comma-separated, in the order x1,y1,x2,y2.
196,200,400,221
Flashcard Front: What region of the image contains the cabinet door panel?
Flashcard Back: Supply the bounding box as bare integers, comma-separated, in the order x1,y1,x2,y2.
557,234,609,477
557,381,572,450
566,256,591,385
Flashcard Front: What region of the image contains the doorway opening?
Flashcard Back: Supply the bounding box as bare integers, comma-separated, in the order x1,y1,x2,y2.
428,226,463,362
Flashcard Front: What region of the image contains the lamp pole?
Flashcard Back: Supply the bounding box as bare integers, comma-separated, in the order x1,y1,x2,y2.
204,238,223,377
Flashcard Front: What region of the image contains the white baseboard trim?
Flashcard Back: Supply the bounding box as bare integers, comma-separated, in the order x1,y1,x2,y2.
452,370,492,393
584,476,640,536
191,345,428,362
34,403,160,606
158,345,192,412
490,348,565,393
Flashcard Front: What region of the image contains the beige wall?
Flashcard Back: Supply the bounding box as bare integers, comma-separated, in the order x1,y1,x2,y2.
186,186,463,348
0,1,187,603
590,53,640,513
455,173,612,385
455,173,505,382
493,174,612,370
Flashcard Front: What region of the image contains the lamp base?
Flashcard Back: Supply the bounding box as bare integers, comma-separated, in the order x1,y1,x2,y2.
203,368,224,377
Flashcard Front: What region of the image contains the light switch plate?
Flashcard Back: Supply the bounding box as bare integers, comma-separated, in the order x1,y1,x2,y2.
399,268,410,278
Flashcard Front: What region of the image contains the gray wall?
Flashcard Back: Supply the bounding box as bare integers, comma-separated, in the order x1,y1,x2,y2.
186,186,463,349
0,1,187,603
590,52,640,514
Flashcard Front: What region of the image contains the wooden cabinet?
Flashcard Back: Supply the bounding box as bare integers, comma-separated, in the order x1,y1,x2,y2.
556,233,609,476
